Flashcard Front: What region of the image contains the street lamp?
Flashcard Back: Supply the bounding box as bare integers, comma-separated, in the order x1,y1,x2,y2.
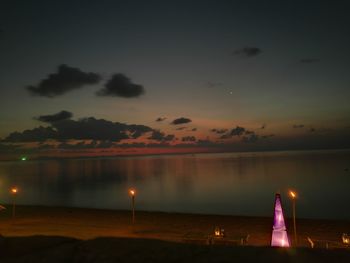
129,188,136,224
11,187,18,218
289,190,297,246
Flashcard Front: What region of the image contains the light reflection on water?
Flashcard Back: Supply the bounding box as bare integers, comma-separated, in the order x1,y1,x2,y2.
0,150,349,219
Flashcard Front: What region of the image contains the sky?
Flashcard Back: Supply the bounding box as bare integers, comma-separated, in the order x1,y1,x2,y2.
0,0,350,159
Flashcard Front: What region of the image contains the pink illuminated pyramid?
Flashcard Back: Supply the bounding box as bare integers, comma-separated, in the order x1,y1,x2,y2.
271,193,290,247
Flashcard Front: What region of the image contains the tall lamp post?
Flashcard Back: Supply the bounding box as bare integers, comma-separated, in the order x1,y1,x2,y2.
129,189,136,224
289,190,297,246
11,187,18,218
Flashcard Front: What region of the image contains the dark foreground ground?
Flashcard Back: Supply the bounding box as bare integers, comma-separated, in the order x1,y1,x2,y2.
1,235,350,263
0,206,350,262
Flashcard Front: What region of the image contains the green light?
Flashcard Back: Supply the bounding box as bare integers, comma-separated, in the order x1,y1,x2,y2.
21,157,27,161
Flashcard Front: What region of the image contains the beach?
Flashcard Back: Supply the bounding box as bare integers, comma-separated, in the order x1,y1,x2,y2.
1,205,350,262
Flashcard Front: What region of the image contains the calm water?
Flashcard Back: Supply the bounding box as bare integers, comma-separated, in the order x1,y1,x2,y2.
0,150,349,219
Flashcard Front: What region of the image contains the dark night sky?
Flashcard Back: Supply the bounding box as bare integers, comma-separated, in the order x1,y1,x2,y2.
1,0,350,158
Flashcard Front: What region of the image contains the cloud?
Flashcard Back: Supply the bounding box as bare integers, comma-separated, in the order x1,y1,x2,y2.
182,136,196,142
220,126,259,139
300,58,320,64
230,126,246,136
97,73,144,98
211,128,228,134
4,126,58,142
191,128,197,131
233,47,262,57
176,127,187,131
35,110,73,123
171,117,192,125
27,64,101,97
148,130,175,142
260,124,266,129
4,117,153,142
156,117,166,122
293,124,305,129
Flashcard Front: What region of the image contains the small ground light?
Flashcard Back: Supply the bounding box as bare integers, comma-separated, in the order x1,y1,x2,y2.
129,188,136,223
21,157,27,161
11,187,18,218
289,190,298,246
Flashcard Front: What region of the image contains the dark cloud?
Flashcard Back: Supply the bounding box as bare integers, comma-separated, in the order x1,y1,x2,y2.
35,110,73,123
300,58,320,64
148,130,175,142
182,136,196,142
233,47,262,57
4,126,58,142
293,124,305,129
156,117,166,122
27,64,101,97
176,127,187,131
97,73,144,98
211,128,228,134
127,124,153,139
220,126,257,139
230,126,246,136
171,117,192,125
4,117,153,142
191,128,197,131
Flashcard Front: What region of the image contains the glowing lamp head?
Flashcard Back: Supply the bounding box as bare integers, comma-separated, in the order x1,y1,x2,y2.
289,190,297,199
11,187,18,194
214,226,221,236
129,189,136,196
21,157,27,161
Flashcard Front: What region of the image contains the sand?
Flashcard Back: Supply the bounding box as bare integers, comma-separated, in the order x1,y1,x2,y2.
0,205,350,262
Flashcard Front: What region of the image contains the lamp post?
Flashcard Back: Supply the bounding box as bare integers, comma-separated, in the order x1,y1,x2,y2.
11,187,18,218
289,190,297,246
129,189,136,224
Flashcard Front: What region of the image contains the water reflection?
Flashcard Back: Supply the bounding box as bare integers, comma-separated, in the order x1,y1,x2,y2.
0,150,349,219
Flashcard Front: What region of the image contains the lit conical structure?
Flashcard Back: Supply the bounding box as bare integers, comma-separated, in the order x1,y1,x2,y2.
271,193,290,247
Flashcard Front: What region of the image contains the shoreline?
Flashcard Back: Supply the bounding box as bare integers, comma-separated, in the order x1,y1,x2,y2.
1,205,349,247
1,205,350,262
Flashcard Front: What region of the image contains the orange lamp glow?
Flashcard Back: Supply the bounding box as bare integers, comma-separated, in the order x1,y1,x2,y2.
129,189,136,196
289,190,297,199
11,187,18,194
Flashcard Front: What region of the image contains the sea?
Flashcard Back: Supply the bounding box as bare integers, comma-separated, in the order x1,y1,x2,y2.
0,149,349,219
